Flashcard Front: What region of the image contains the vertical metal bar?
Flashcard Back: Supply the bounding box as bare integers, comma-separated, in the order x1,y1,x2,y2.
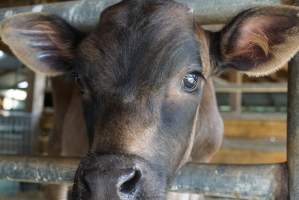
229,72,243,113
27,73,46,154
288,2,299,199
288,54,299,199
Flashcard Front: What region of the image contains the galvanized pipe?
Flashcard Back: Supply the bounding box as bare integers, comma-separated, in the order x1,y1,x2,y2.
0,155,287,199
0,0,119,32
288,56,299,199
215,83,288,93
176,0,282,24
0,0,292,199
171,163,287,199
288,1,299,198
0,156,79,184
0,0,283,31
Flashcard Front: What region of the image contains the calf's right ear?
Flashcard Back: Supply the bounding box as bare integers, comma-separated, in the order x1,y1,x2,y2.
213,6,299,77
0,13,81,76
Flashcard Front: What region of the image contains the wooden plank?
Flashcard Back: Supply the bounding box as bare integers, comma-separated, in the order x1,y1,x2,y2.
212,119,287,164
211,148,286,164
223,119,286,140
41,114,287,140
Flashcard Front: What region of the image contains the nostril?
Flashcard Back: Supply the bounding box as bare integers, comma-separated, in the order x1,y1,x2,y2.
118,168,142,195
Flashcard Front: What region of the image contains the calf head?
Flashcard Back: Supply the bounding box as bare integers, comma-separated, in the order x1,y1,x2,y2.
2,1,299,199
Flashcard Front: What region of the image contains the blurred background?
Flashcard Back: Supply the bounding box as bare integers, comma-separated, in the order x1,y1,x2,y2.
0,0,288,199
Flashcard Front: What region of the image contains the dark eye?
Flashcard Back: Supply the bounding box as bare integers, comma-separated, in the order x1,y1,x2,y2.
182,72,201,92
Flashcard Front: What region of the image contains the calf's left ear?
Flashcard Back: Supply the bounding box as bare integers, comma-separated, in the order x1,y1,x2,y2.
0,13,81,76
214,6,299,76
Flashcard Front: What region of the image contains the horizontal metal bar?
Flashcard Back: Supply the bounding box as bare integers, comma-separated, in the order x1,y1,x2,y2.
221,112,287,120
177,0,283,24
0,155,78,184
0,0,283,31
0,155,287,199
171,163,287,199
0,0,116,32
222,138,286,152
215,83,287,93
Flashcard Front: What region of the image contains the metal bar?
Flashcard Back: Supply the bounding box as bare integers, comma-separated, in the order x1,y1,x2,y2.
0,156,79,184
0,0,120,32
221,113,287,121
222,138,286,152
0,0,283,32
215,83,288,93
288,54,299,199
176,0,282,24
0,155,287,199
27,73,47,154
228,72,243,113
170,163,287,199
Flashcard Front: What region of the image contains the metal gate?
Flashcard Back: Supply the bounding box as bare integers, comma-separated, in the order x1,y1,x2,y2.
0,112,32,155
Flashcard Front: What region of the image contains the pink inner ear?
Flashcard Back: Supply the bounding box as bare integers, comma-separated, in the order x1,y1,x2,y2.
226,15,293,61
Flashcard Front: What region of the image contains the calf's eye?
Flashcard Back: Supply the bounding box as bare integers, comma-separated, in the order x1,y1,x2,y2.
182,72,201,92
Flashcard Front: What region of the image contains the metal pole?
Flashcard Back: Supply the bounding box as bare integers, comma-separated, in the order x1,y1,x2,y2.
0,0,291,199
177,0,282,24
215,83,288,93
288,54,299,199
171,163,287,199
0,155,287,199
0,156,79,184
0,0,282,32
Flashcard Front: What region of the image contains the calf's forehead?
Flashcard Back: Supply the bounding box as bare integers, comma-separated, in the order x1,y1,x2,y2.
76,0,202,93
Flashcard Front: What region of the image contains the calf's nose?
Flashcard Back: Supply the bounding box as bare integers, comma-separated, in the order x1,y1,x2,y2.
84,167,142,199
118,168,142,196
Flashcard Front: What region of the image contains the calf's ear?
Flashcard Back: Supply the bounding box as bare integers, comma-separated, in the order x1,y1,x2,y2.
0,13,81,76
214,6,299,76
